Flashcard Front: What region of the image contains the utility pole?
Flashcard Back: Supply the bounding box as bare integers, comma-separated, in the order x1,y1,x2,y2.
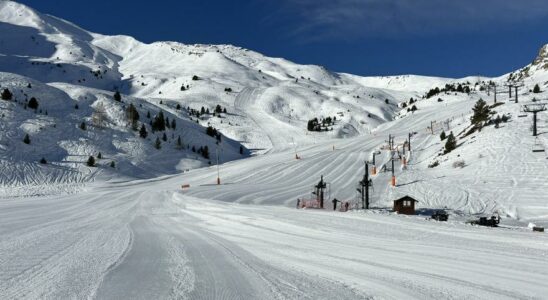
408,132,412,151
371,152,377,175
390,151,396,187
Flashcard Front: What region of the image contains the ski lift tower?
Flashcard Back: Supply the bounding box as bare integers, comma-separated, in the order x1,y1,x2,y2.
314,175,327,209
491,84,504,104
357,161,373,209
505,82,514,98
505,82,524,103
522,102,547,136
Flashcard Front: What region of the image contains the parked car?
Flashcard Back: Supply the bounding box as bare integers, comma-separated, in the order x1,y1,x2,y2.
431,210,449,221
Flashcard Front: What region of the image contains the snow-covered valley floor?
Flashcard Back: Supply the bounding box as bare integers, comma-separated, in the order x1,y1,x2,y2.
1,174,547,299
2,94,548,299
1,1,548,298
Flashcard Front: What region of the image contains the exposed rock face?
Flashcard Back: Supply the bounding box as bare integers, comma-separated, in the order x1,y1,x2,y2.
532,44,548,70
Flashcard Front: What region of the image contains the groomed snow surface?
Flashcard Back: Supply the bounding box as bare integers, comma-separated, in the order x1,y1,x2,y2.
2,91,548,299
1,1,548,299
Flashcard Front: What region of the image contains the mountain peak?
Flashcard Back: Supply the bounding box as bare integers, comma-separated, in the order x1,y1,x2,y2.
532,44,548,70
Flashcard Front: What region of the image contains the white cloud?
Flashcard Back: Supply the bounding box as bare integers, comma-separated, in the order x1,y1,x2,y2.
275,0,548,40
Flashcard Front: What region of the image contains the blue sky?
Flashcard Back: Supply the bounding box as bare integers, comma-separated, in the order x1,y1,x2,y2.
18,0,548,78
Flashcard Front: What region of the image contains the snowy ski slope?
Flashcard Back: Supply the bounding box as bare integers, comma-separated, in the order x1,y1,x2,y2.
1,1,548,299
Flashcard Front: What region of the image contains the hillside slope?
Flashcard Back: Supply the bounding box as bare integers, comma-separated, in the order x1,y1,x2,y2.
0,0,547,220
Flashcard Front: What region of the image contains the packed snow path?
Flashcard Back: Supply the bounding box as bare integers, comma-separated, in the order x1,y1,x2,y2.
2,93,548,299
1,179,547,299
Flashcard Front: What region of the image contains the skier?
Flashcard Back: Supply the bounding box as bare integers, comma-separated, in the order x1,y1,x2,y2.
332,198,339,210
344,201,350,212
296,198,301,209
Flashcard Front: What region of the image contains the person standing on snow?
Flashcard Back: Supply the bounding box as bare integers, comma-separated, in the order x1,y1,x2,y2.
332,198,339,210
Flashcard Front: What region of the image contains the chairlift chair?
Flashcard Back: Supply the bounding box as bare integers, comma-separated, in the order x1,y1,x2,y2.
532,137,545,153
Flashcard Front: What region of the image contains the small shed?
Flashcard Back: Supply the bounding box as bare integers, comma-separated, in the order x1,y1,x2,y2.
393,196,418,215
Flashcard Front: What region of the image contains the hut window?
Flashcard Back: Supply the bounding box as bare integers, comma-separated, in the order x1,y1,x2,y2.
403,200,411,207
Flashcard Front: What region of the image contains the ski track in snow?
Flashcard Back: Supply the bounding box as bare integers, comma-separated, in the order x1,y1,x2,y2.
2,88,548,299
1,2,548,298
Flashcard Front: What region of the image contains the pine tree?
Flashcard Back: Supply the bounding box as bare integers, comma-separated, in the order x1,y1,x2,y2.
533,84,541,93
155,137,162,149
206,126,217,137
114,91,121,101
39,157,47,164
223,108,227,114
1,88,13,100
147,111,151,118
23,134,30,144
28,97,39,109
80,122,86,130
200,106,205,115
139,124,148,138
27,83,32,88
203,146,209,159
444,132,456,154
470,98,490,128
152,111,166,131
97,152,102,159
110,161,115,168
162,132,167,141
126,103,140,129
87,156,96,167
176,103,181,110
177,136,182,149
215,104,222,114
74,104,79,110
171,119,176,129
440,131,446,141
239,145,244,155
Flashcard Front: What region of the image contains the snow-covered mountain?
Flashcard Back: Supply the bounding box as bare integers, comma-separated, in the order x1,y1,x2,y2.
0,0,421,194
2,1,548,299
0,0,547,215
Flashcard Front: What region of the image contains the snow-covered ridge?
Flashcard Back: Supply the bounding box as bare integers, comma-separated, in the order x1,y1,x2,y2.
0,0,547,203
0,0,413,192
2,2,548,298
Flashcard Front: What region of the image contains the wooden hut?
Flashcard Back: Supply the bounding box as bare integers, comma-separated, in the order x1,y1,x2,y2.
393,196,418,215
